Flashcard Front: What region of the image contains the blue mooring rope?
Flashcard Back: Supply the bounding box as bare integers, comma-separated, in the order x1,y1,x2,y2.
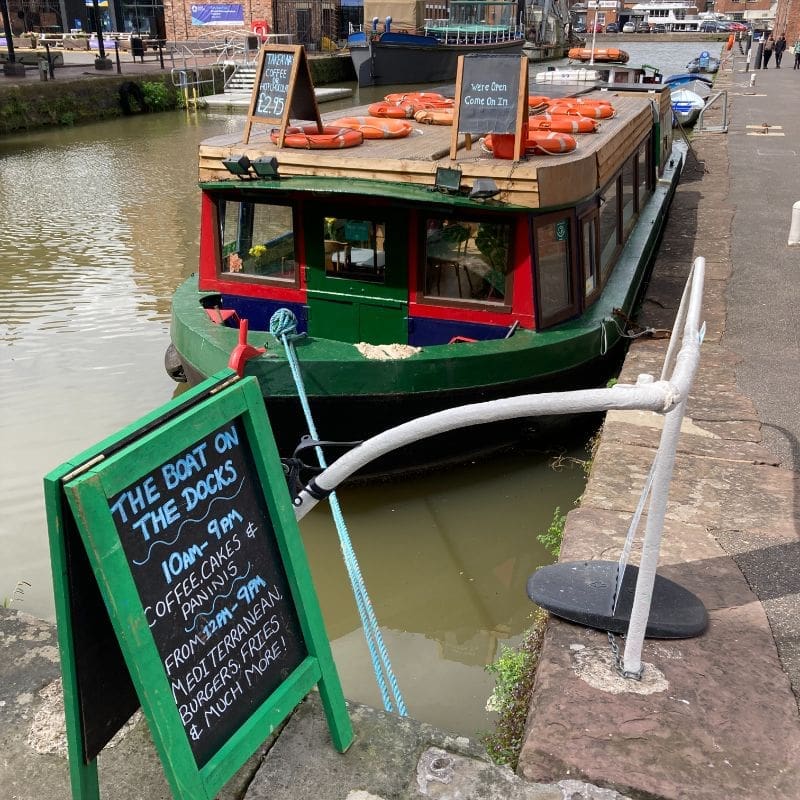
269,309,407,716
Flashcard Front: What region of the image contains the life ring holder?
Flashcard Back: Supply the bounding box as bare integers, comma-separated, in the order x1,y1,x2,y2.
119,81,148,115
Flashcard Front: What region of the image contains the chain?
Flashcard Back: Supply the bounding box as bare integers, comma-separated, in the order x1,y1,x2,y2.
608,632,645,681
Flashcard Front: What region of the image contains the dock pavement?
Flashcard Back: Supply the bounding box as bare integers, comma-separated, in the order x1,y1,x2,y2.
518,52,800,798
1,46,799,800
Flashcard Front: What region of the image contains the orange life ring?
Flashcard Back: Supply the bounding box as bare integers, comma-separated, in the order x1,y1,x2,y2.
414,108,454,126
385,91,453,109
367,101,415,119
270,125,363,149
483,130,577,156
528,113,599,134
546,102,615,119
329,116,413,139
527,94,551,109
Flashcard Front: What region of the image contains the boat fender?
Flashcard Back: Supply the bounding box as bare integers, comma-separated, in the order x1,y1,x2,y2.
119,81,148,115
727,34,734,51
164,343,187,382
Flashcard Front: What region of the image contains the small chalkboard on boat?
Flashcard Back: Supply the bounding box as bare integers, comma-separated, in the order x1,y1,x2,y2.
45,373,352,800
243,44,322,145
450,54,529,161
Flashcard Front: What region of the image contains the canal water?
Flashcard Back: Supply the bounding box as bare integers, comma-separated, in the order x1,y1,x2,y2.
0,40,712,735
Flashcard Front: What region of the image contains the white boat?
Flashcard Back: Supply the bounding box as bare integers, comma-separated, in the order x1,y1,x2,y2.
670,88,705,126
664,73,712,127
535,63,662,85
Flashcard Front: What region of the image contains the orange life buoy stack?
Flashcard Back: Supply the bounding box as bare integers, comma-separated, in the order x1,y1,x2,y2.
329,116,413,139
370,91,455,119
270,125,364,149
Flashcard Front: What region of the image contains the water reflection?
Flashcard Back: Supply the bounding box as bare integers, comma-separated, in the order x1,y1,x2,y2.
0,103,591,736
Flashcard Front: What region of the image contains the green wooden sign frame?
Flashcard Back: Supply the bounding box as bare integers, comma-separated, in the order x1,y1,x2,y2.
45,372,352,800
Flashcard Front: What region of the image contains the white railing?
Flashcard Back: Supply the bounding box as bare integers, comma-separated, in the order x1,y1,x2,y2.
293,257,706,678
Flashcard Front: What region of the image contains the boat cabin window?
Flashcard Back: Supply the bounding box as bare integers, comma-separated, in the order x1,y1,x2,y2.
621,156,636,236
324,216,385,284
423,217,511,305
637,139,651,208
534,214,577,327
598,178,620,280
219,199,297,284
580,212,600,302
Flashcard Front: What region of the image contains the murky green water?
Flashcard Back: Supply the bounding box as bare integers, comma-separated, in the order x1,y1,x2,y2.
0,104,592,735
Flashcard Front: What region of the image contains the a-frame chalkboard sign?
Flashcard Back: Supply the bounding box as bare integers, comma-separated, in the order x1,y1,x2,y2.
449,54,529,161
242,44,322,146
44,372,352,800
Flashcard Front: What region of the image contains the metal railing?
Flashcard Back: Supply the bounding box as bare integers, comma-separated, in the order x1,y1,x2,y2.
696,90,729,133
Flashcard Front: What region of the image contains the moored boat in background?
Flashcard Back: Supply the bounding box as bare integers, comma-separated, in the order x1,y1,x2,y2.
347,0,525,87
686,50,720,74
166,72,684,476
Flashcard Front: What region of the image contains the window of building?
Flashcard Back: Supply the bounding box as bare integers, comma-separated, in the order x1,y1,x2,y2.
219,199,298,284
423,217,511,305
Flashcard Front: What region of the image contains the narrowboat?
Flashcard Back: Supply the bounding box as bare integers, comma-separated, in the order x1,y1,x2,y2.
166,82,683,473
347,0,525,87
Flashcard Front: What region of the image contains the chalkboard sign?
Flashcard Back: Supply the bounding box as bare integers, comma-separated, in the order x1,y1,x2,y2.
108,418,307,767
47,373,352,800
449,54,529,161
243,44,321,145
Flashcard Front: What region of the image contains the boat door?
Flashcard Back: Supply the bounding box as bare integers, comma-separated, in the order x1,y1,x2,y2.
306,211,409,344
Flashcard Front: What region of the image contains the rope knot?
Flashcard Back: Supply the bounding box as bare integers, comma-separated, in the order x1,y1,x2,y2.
269,308,298,338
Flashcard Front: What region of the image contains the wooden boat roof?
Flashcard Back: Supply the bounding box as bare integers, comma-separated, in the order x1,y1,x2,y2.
198,87,667,210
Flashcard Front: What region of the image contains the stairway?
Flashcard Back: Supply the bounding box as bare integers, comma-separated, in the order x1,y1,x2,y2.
225,64,257,94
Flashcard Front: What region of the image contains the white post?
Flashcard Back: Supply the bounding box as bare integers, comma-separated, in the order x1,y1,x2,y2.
788,201,800,246
622,258,705,674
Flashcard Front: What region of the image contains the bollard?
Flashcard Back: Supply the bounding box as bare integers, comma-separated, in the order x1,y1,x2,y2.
789,201,800,246
749,72,756,87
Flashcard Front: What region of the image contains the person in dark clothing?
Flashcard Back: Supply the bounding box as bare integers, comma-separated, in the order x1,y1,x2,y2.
793,38,800,70
774,35,787,68
763,35,775,68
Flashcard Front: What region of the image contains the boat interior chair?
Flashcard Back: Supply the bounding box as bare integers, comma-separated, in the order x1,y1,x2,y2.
426,223,473,298
324,239,349,273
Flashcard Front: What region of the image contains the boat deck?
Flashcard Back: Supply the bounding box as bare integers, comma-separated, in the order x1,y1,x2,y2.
199,87,668,209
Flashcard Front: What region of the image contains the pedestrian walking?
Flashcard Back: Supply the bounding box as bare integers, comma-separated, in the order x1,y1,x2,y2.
775,35,786,68
763,34,775,68
793,38,800,70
